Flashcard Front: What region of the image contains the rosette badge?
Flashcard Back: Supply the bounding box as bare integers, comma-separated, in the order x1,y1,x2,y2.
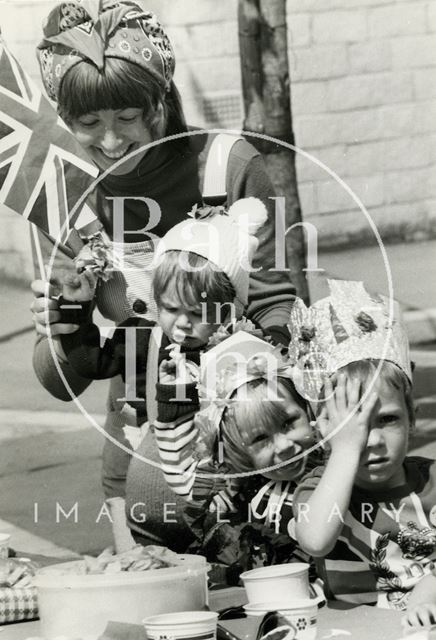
74,231,114,282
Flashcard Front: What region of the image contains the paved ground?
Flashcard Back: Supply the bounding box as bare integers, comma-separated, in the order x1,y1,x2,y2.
0,281,112,556
0,239,435,557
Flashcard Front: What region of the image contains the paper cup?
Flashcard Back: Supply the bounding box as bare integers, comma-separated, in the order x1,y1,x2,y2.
244,600,318,640
240,563,310,604
143,611,218,640
0,533,10,559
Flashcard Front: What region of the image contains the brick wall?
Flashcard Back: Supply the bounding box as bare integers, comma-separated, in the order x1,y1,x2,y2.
285,0,436,248
1,0,435,281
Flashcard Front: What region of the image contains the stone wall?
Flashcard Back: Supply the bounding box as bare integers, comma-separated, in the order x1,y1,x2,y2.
285,0,436,248
0,0,435,280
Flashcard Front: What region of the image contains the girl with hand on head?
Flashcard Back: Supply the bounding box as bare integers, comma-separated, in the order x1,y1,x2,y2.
153,329,324,580
29,1,296,551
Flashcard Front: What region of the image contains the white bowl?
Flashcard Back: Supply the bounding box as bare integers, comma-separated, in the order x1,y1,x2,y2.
240,562,310,604
34,555,209,640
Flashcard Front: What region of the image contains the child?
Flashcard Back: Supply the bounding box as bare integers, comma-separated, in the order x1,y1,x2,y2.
59,198,267,415
152,326,324,577
155,332,317,497
58,198,268,548
293,280,436,625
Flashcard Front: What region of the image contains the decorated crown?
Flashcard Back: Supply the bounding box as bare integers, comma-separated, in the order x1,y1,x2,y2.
287,279,411,402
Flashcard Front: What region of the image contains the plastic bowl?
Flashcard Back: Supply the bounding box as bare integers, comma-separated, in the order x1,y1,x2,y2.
34,555,209,640
240,562,310,604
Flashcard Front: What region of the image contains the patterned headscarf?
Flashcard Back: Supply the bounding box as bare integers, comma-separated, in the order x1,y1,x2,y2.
37,0,175,101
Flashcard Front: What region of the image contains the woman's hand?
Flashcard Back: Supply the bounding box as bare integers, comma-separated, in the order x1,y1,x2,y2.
30,279,79,338
319,374,377,458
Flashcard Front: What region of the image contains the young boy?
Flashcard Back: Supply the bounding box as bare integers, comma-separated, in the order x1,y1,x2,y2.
58,197,267,422
293,280,436,626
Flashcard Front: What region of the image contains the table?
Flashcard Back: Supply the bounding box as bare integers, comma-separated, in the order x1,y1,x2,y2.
1,588,408,640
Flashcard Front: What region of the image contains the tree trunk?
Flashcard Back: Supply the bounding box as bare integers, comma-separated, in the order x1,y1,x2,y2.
238,0,310,303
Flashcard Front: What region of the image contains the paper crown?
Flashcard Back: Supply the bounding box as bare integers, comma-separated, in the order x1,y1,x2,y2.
195,324,292,464
199,325,287,403
287,279,412,401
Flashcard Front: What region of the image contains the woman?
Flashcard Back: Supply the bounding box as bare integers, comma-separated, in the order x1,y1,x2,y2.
30,0,296,551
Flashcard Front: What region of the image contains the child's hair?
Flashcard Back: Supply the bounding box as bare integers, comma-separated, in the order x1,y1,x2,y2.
335,359,415,428
220,377,309,473
58,58,187,140
152,250,236,316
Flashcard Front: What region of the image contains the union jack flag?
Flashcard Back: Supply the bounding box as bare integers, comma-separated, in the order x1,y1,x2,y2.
0,36,99,247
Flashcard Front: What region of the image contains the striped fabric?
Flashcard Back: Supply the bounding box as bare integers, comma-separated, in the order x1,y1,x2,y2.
153,412,242,513
154,412,199,498
294,457,436,610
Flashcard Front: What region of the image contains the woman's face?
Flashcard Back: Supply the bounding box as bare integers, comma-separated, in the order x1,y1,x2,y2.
70,108,153,175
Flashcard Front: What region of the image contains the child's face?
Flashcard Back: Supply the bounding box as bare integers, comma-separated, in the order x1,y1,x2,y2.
158,293,218,349
238,393,313,482
354,377,410,491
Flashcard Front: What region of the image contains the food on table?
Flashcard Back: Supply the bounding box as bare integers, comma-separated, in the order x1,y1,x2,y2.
0,558,38,588
52,545,184,575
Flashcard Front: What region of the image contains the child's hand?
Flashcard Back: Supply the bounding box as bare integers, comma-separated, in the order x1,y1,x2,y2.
319,374,378,457
62,269,97,302
159,354,199,385
159,359,178,384
403,603,436,629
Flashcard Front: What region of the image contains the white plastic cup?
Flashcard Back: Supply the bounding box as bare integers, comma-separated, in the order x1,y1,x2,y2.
240,563,310,605
0,533,10,559
143,611,218,640
244,600,318,640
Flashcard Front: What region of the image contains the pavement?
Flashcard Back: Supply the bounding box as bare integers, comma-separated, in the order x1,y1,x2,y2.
0,281,112,557
0,238,435,558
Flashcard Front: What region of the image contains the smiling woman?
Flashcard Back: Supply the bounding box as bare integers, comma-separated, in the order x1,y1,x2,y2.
71,107,154,175
29,0,297,553
56,50,177,176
